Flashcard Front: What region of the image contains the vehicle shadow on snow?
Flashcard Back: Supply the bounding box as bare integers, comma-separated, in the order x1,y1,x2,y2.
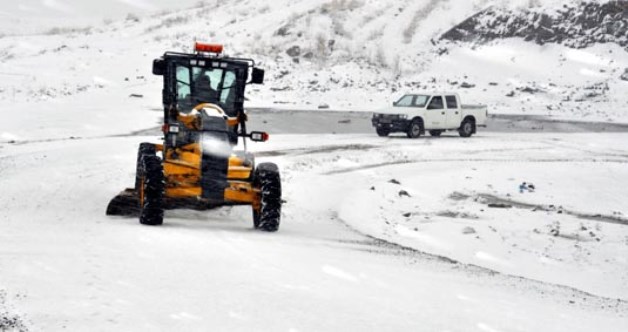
158,222,260,234
107,216,283,236
161,209,255,232
105,202,298,235
105,208,259,233
383,134,485,140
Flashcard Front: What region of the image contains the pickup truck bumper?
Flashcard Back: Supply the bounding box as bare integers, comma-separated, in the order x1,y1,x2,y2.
371,115,410,132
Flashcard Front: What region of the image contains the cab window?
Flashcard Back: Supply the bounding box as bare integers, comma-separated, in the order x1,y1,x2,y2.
176,66,191,99
446,95,458,109
173,64,239,116
427,96,444,110
220,71,236,104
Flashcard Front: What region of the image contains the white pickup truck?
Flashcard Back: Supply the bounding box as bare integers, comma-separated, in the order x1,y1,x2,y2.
371,93,488,138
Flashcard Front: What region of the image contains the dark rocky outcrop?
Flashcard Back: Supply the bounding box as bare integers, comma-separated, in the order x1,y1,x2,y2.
286,45,301,57
441,1,628,50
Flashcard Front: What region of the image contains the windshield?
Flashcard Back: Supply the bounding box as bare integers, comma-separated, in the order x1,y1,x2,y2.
175,65,238,115
394,95,429,108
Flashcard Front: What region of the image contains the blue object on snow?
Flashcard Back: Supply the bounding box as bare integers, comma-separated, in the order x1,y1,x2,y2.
519,182,528,193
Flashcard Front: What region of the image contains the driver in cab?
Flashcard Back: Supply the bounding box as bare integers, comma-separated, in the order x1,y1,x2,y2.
194,73,218,103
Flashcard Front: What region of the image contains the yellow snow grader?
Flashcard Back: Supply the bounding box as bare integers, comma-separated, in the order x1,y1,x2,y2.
106,42,281,231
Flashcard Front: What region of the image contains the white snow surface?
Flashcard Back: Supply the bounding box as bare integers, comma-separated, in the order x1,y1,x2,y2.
2,0,628,330
1,131,628,330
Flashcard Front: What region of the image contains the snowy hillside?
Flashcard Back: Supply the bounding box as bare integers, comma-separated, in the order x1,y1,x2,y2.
0,0,203,35
1,0,627,132
442,1,627,50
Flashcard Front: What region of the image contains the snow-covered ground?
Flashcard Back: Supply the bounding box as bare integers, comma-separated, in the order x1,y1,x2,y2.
1,131,628,331
275,132,628,298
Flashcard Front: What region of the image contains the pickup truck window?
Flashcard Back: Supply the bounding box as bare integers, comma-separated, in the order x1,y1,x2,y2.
396,95,414,107
427,96,444,110
446,95,458,109
413,95,429,107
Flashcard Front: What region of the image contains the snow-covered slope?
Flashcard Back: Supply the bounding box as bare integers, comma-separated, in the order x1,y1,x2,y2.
0,0,204,35
1,0,627,136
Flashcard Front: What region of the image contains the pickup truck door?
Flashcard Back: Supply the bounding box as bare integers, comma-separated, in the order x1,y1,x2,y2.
424,96,446,129
445,95,462,128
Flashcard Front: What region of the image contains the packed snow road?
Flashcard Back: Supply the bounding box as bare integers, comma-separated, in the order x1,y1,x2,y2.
126,109,628,137
1,118,627,331
245,109,628,134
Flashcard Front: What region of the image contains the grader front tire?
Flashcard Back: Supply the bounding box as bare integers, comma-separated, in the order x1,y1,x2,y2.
139,155,165,226
253,163,282,232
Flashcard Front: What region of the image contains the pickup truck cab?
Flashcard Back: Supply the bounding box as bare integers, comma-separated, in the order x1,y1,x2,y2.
371,93,487,138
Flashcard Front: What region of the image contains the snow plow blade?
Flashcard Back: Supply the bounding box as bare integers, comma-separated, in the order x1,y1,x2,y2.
106,188,221,218
106,189,140,217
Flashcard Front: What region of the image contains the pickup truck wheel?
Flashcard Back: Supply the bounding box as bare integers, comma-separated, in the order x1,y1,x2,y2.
429,130,442,137
406,120,423,138
376,128,390,137
459,119,475,137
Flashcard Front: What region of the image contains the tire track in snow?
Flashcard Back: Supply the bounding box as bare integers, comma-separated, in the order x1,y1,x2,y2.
0,133,141,146
540,138,628,159
325,157,628,175
329,212,628,305
256,144,377,157
461,192,628,226
329,212,458,264
0,125,163,146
